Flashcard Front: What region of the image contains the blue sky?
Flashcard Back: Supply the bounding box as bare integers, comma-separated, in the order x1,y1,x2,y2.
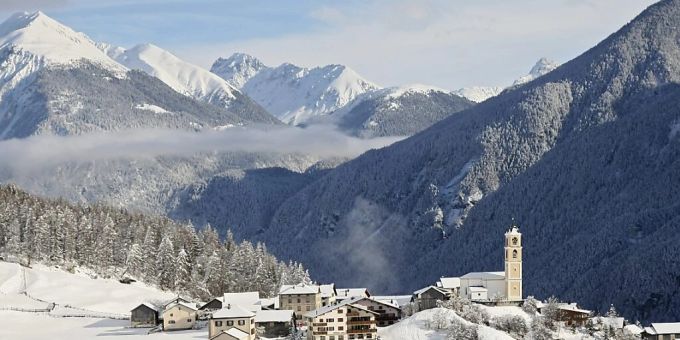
0,0,659,89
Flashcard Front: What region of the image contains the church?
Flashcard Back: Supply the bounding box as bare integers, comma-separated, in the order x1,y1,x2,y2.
458,226,523,302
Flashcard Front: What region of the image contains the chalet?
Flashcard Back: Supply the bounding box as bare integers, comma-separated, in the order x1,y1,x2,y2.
209,304,256,340
642,323,680,340
336,288,370,302
200,298,224,311
593,316,625,332
436,277,461,296
352,297,402,327
279,284,322,323
411,286,449,311
223,292,261,312
305,298,379,340
163,300,198,331
536,302,591,327
254,309,296,338
320,283,337,307
130,303,160,327
459,227,523,302
258,297,278,310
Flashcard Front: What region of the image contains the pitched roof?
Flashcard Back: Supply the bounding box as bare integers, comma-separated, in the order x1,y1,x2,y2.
255,309,294,323
594,316,624,329
650,323,680,334
223,292,260,312
131,302,160,312
319,284,336,298
304,297,378,318
413,285,449,296
555,303,591,314
460,271,505,280
372,295,412,308
164,301,198,312
279,284,320,295
437,277,461,289
210,327,250,340
624,324,644,335
212,304,256,319
336,288,370,299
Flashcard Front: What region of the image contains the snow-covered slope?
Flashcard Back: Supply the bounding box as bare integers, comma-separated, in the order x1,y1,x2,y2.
0,11,123,71
330,84,474,137
110,44,277,124
454,58,559,103
211,53,379,125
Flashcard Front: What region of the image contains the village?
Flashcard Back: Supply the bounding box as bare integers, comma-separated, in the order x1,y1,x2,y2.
123,226,680,340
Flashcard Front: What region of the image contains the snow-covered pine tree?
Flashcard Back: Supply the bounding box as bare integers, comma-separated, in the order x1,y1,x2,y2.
156,236,176,290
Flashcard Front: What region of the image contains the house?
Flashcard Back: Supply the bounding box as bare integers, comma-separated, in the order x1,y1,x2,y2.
255,309,296,338
130,303,160,327
411,286,449,311
436,277,461,296
352,297,402,327
223,292,261,312
459,226,523,302
305,298,379,340
642,323,680,340
535,303,591,327
210,327,251,340
200,298,224,311
593,316,625,332
162,300,198,331
279,284,322,323
258,297,279,310
209,304,256,340
320,283,337,307
336,288,370,302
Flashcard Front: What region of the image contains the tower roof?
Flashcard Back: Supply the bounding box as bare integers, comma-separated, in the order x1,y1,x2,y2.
505,226,520,235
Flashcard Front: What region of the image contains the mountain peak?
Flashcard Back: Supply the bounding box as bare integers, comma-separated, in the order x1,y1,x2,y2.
512,57,559,86
0,11,124,68
211,52,267,88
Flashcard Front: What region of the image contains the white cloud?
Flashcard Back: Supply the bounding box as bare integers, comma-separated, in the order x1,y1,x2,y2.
174,0,657,90
0,125,403,173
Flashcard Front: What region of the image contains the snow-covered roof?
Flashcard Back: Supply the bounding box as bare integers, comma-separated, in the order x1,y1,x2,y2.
437,277,461,289
210,327,250,340
319,284,336,298
594,316,624,329
133,302,160,312
623,324,644,335
305,297,378,318
258,297,279,309
372,295,412,308
650,323,680,334
223,292,260,312
505,227,521,235
212,304,255,319
460,271,505,280
336,288,370,299
555,303,591,315
413,285,449,296
365,297,400,310
164,301,197,312
468,286,488,293
279,284,320,295
255,309,294,323
644,327,656,335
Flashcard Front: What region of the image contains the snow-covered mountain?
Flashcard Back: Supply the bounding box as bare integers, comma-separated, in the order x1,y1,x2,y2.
330,84,474,137
454,58,559,103
211,53,379,125
107,44,277,124
0,11,278,139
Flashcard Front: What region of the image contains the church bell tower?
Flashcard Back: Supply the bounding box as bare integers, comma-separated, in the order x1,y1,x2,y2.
504,224,522,301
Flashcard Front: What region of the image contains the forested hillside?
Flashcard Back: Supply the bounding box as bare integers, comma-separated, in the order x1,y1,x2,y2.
0,184,310,299
256,0,680,321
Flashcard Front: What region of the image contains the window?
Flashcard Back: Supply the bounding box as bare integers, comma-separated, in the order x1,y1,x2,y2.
288,299,292,303
512,250,518,259
512,237,518,245
378,306,383,310
320,337,325,340
227,321,234,326
339,326,344,331
338,336,344,340
186,319,191,322
168,320,176,324
238,320,245,326
338,318,343,322
251,329,255,335
215,321,222,327
169,313,173,317
328,326,334,331
330,336,335,340
338,309,343,314
327,318,334,322
297,298,301,303
306,306,310,311
297,306,301,311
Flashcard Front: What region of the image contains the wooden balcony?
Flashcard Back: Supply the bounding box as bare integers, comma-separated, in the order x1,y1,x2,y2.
347,320,376,325
312,323,327,326
347,328,377,334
